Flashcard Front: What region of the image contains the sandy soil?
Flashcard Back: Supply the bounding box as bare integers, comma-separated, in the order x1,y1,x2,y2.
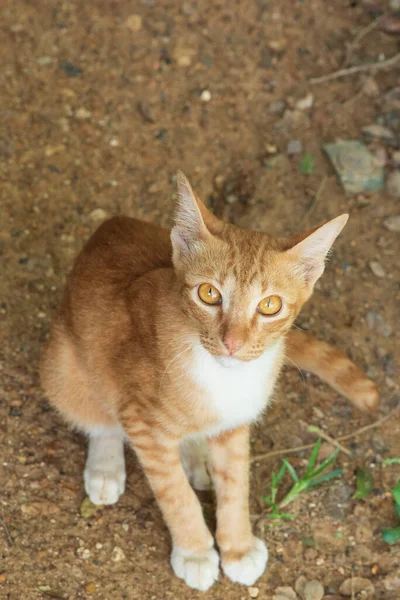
1,1,399,599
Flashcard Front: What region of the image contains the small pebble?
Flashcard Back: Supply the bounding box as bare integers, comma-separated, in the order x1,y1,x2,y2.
296,93,314,110
249,587,259,598
303,580,324,600
85,583,96,594
89,208,108,222
383,215,400,232
287,140,303,155
125,14,143,32
0,575,6,584
369,261,385,278
295,575,308,598
111,546,125,562
36,56,52,66
273,586,296,599
339,577,374,596
386,170,400,198
81,549,91,560
75,107,91,120
200,90,212,102
362,124,395,143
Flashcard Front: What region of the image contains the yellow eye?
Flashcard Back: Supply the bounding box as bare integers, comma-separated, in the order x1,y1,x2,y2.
198,283,222,306
258,295,282,316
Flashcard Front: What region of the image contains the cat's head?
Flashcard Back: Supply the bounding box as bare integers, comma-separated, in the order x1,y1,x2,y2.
171,171,348,364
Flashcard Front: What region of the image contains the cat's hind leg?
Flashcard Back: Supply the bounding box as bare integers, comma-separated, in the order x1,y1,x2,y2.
41,328,126,505
180,437,212,491
84,425,126,505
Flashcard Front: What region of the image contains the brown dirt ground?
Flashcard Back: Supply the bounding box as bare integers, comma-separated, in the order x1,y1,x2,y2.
1,1,400,599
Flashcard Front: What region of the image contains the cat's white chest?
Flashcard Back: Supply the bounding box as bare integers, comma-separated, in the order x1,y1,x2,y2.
190,341,283,436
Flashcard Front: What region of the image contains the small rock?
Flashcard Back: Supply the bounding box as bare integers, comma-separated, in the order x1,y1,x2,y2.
383,215,400,232
81,549,91,560
390,0,400,8
323,140,384,194
137,100,155,123
268,100,286,115
366,310,392,337
60,61,82,77
383,575,400,590
75,107,91,120
386,171,400,198
172,46,196,67
369,261,386,278
85,583,96,594
111,546,125,562
200,90,212,102
362,78,379,98
296,93,314,110
287,140,303,155
324,483,353,520
89,208,108,222
304,580,324,600
36,56,52,66
125,14,143,32
362,124,395,143
44,145,65,157
339,577,374,596
295,575,308,598
273,587,296,600
249,587,259,598
268,39,287,52
0,575,6,584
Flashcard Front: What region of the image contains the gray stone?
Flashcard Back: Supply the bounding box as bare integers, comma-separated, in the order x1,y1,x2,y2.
362,124,396,143
386,171,400,198
366,311,392,338
383,215,400,232
369,261,385,278
287,140,303,155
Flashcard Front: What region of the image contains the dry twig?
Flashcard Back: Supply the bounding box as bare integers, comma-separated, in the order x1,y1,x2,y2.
308,425,352,457
251,409,397,463
345,13,387,66
310,52,400,84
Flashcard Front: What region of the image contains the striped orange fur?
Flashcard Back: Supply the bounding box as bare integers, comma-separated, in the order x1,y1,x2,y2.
40,171,377,591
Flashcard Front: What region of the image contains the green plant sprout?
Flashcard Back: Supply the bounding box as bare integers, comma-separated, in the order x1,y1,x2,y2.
383,457,400,466
264,439,343,520
382,480,400,545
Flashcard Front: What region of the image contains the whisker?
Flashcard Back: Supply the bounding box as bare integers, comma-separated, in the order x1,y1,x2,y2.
283,353,306,384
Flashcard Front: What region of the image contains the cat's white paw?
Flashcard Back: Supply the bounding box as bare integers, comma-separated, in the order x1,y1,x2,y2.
171,546,219,591
84,466,126,505
222,538,268,586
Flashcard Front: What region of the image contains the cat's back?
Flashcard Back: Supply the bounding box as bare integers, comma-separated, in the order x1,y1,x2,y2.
74,216,172,283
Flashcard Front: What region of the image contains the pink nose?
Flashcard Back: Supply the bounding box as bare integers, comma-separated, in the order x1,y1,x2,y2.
223,337,242,355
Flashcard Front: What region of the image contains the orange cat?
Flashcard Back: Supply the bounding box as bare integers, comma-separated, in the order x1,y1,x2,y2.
40,172,377,591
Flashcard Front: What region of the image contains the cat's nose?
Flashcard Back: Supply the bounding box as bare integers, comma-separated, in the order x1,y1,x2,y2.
223,337,242,355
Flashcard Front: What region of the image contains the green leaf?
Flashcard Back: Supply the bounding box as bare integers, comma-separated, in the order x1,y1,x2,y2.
308,468,344,488
300,536,316,547
352,467,374,500
305,439,322,477
392,480,400,506
382,526,400,545
282,459,299,483
267,512,295,520
300,153,315,175
383,458,400,466
311,448,340,478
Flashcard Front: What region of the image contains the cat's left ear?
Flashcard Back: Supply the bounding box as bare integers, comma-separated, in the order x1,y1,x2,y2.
171,170,222,263
286,214,349,288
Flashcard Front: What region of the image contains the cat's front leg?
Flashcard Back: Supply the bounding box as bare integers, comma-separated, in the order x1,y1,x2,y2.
208,425,268,586
125,424,219,591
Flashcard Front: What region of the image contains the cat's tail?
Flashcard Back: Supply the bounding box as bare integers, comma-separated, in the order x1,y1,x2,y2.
285,329,378,412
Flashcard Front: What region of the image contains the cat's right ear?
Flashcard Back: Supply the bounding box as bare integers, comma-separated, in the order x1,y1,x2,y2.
171,171,222,263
